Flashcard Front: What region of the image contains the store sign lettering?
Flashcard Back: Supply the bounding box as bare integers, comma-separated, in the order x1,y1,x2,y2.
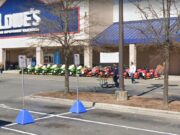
0,9,41,34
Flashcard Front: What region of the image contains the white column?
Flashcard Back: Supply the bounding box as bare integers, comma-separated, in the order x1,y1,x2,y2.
84,46,92,67
129,44,137,67
36,47,44,66
0,48,6,69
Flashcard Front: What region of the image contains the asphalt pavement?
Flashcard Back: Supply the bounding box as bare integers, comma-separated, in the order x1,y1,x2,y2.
1,73,180,101
0,100,180,135
0,74,180,135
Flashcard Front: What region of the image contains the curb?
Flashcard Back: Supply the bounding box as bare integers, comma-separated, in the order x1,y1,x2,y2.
26,95,94,108
95,103,180,120
26,95,180,120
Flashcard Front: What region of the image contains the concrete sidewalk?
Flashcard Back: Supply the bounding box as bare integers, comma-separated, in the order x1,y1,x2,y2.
169,75,180,81
3,70,20,74
26,95,180,120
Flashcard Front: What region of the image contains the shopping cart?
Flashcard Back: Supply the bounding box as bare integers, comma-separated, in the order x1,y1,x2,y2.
97,77,115,88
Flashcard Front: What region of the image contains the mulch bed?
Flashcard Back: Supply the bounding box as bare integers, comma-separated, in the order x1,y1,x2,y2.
36,91,180,112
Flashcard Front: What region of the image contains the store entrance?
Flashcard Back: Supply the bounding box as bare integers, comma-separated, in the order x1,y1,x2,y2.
6,48,35,70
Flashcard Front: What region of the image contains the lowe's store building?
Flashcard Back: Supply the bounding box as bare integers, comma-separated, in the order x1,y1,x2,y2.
0,0,180,75
0,0,92,69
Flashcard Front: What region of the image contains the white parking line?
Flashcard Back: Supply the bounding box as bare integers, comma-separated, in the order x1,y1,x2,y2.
5,123,17,127
33,107,95,121
34,115,55,121
0,104,95,116
0,105,49,116
0,104,95,135
1,127,38,135
0,104,7,107
3,104,176,135
0,105,68,135
34,107,95,121
4,115,56,128
56,115,178,135
1,112,68,135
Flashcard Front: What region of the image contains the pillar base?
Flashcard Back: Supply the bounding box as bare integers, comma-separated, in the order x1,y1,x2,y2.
115,91,128,101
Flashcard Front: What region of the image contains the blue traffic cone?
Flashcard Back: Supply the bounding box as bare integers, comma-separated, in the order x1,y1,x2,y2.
16,109,35,125
69,100,87,114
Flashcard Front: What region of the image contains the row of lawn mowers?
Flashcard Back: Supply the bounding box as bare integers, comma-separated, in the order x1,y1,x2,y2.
20,64,78,76
20,64,160,79
20,65,113,77
123,68,160,79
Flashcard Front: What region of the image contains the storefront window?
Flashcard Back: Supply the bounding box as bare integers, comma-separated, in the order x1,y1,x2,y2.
44,54,54,64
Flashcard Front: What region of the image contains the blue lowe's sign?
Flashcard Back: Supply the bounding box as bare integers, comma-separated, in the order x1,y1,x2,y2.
0,0,79,37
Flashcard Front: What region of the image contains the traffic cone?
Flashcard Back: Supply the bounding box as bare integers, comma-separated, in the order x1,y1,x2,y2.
69,100,87,114
16,109,34,125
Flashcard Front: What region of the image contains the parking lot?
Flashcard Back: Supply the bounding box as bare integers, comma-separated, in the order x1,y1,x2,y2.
0,74,180,135
0,100,180,135
1,74,180,100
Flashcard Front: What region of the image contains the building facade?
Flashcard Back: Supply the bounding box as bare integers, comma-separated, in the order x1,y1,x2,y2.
92,0,180,75
0,0,113,69
0,0,180,75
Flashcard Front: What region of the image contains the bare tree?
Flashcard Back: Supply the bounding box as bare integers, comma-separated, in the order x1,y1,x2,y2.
30,0,111,95
129,0,180,105
33,0,87,95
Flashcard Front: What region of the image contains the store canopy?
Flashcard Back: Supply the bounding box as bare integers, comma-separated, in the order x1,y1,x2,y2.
92,18,180,46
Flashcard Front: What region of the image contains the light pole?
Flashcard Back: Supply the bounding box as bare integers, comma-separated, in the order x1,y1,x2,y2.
119,0,124,91
116,0,128,100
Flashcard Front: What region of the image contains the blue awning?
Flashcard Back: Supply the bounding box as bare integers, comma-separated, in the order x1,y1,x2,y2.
92,18,180,46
